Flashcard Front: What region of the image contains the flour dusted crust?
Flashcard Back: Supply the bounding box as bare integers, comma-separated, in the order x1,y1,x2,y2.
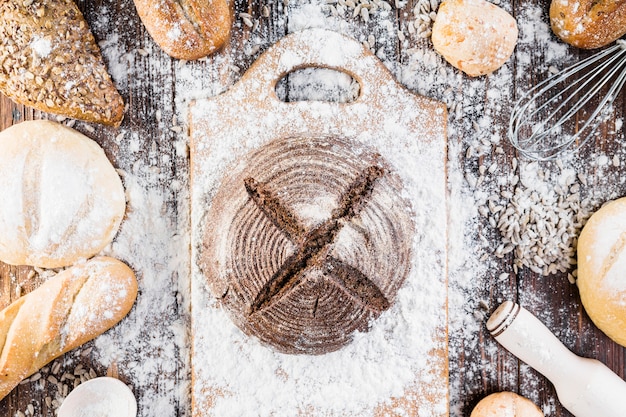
0,0,124,126
201,136,415,355
578,197,626,347
0,120,126,268
133,0,231,60
432,0,518,77
0,256,137,400
470,392,544,417
550,0,626,49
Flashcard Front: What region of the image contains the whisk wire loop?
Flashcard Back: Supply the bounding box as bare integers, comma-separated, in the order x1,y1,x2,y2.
509,41,626,160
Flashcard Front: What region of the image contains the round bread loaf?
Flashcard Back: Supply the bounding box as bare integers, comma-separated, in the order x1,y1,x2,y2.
0,120,126,268
201,136,415,355
550,0,626,49
577,197,626,347
432,0,518,77
470,392,543,417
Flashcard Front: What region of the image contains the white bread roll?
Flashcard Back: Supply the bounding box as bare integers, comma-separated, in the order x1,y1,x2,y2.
578,197,626,347
0,120,126,268
432,0,518,77
470,392,544,417
0,256,138,401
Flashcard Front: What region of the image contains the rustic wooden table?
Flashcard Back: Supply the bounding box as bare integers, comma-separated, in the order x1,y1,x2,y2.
1,0,625,416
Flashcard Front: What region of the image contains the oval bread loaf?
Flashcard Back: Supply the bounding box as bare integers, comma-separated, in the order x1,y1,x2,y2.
577,197,626,347
432,0,518,77
0,256,138,401
0,120,126,268
470,392,544,417
133,0,231,60
550,0,626,49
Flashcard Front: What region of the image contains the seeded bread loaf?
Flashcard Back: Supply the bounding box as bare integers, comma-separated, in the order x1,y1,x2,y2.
0,120,126,268
550,0,626,49
133,0,231,60
0,257,138,401
0,0,124,126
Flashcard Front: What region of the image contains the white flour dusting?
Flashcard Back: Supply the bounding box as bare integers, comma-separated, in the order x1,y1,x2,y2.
9,0,624,416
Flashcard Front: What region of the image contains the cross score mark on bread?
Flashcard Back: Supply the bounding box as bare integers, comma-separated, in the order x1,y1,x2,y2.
244,166,390,316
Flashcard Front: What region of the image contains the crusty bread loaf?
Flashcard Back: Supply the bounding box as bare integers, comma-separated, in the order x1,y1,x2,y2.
550,0,626,49
133,0,231,60
577,197,626,347
0,0,124,126
0,120,126,268
0,256,137,401
432,0,518,77
201,136,415,355
470,392,544,417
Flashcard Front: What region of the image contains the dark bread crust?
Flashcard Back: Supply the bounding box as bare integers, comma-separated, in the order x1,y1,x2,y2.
201,136,415,355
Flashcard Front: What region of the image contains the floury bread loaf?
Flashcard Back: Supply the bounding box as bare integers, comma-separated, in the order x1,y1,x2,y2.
550,0,626,49
577,197,626,347
0,0,124,126
133,0,231,60
0,257,138,401
0,120,126,268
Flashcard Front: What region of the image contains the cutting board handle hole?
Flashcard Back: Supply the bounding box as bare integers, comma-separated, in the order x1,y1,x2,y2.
275,68,360,103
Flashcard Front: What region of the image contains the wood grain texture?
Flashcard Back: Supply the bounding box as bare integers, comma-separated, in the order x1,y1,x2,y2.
0,0,625,415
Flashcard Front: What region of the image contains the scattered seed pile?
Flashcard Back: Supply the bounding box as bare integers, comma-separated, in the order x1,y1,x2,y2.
478,160,593,278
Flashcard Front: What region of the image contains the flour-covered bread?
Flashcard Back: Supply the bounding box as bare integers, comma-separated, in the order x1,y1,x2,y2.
578,197,626,347
133,0,231,60
550,0,626,49
0,0,124,126
0,120,126,268
0,257,137,401
432,0,518,77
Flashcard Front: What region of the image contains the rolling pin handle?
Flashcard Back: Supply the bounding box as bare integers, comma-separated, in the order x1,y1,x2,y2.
488,301,626,417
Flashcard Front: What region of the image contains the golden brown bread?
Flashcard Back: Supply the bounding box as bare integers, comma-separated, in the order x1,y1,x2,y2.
470,392,544,417
0,257,137,400
550,0,626,49
133,0,231,60
0,120,127,268
0,0,124,126
432,0,518,77
577,197,626,347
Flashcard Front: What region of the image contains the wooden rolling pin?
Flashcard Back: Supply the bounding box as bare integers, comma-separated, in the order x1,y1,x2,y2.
487,301,626,417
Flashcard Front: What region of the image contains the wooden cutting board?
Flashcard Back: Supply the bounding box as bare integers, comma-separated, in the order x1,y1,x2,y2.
189,28,448,417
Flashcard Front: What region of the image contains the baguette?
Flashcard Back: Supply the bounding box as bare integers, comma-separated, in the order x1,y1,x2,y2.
0,0,124,126
133,0,231,60
0,257,138,400
550,0,626,49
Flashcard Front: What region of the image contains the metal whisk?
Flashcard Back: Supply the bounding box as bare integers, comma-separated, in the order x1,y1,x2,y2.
509,40,626,160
